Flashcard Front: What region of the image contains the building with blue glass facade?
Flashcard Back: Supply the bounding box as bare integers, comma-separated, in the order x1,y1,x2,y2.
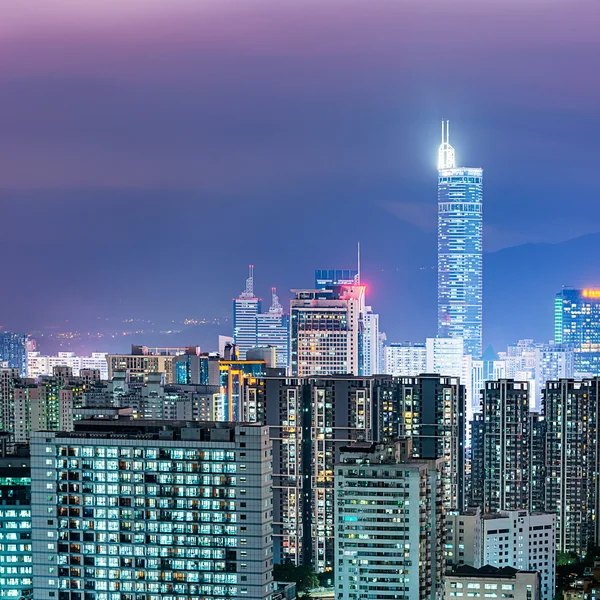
554,288,600,375
233,266,261,360
437,122,483,358
256,289,289,371
0,333,28,376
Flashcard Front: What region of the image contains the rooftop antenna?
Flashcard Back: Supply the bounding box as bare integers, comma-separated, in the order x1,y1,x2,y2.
438,119,456,170
241,264,254,298
269,287,283,314
357,241,361,285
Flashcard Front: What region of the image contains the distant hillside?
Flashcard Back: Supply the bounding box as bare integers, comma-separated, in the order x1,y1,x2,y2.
484,232,600,348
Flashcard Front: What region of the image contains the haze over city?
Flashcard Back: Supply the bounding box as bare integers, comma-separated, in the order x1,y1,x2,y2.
1,0,599,352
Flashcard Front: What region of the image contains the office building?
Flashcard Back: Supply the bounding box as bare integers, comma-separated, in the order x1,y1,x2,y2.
31,421,274,600
384,342,427,376
361,306,379,376
173,349,219,386
233,265,262,360
0,333,28,376
445,565,540,600
375,374,466,510
482,511,555,600
426,336,465,378
290,286,365,377
28,352,108,380
256,288,289,371
437,122,483,358
335,440,444,600
555,288,600,376
218,360,267,422
0,438,32,600
106,345,183,384
543,378,600,556
314,269,357,288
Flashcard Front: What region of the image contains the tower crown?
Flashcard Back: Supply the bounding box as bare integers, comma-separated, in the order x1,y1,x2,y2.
438,120,456,169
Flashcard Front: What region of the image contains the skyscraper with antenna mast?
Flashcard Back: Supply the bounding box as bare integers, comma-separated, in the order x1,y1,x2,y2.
437,121,483,358
233,265,261,359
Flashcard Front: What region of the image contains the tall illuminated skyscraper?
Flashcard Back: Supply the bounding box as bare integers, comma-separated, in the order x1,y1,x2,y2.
437,121,483,358
233,265,261,360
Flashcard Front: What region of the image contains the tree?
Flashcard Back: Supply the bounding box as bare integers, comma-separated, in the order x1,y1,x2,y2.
273,560,319,592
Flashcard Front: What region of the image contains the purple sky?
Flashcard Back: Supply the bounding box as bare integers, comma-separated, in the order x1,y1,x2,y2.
0,0,599,346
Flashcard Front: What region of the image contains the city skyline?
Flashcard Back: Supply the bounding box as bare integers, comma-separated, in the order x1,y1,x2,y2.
0,0,598,349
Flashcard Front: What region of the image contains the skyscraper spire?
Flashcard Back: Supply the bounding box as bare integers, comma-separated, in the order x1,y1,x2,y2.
241,264,255,298
438,120,456,169
268,287,283,314
357,241,361,285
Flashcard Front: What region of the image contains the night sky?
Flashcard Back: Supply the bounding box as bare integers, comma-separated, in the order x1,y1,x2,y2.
0,0,598,349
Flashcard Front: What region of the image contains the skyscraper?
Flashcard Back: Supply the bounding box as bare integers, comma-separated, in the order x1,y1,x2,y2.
289,285,365,377
437,121,483,358
233,265,262,360
256,288,289,370
554,288,600,375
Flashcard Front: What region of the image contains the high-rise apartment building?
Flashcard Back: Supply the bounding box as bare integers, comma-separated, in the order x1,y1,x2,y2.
479,380,541,513
290,286,365,377
0,439,32,600
241,374,374,570
374,374,466,510
543,378,600,556
445,508,482,568
335,440,444,600
0,333,28,376
256,288,289,371
31,421,274,600
554,288,600,375
437,122,483,358
482,511,555,600
384,342,427,376
233,265,262,360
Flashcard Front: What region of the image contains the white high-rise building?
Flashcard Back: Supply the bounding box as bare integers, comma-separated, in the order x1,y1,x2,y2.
426,337,464,378
482,511,555,600
384,342,427,376
335,440,444,600
233,265,262,359
290,286,365,377
361,306,380,375
31,421,275,600
256,287,289,370
28,351,108,380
